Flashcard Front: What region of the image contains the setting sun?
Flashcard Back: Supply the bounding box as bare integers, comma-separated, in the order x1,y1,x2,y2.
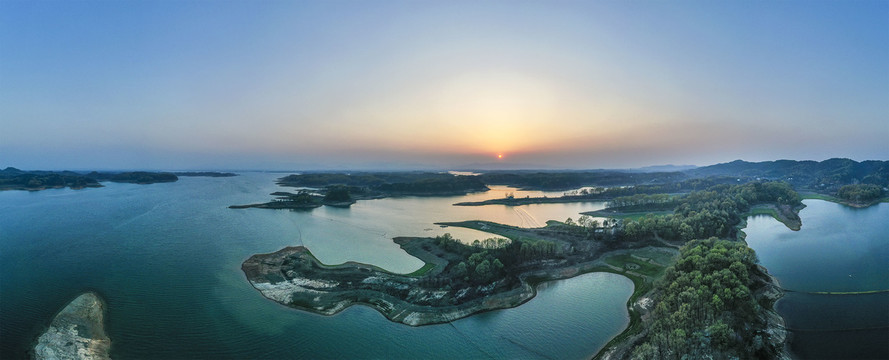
498,154,503,159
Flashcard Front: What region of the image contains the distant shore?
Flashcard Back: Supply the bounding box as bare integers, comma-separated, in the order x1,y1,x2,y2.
454,195,610,206
1,168,239,192
800,192,889,208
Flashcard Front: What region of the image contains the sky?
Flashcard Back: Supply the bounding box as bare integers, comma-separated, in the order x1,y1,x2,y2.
1,0,887,171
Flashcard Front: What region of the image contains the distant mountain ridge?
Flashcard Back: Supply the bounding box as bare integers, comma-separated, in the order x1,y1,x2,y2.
686,158,889,190
631,164,698,173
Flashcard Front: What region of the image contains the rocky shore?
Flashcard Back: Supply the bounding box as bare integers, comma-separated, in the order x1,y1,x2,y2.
242,236,669,327
33,292,111,360
754,266,791,360
242,243,535,326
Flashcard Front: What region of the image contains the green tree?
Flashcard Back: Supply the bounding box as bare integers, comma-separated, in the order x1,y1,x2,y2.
454,262,468,278
474,260,492,283
323,187,352,202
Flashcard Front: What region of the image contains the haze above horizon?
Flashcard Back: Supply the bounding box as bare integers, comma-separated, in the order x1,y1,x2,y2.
1,0,887,171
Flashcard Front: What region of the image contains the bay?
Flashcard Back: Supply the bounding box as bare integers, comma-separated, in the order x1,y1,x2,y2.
0,173,629,359
743,200,889,359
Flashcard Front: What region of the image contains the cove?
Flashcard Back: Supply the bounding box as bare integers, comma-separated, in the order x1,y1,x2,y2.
743,200,889,359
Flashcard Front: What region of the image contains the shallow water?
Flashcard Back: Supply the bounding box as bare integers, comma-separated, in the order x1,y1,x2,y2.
743,200,889,359
0,173,630,359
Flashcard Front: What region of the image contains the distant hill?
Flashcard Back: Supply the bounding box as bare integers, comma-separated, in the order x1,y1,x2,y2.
173,171,238,177
1,168,180,190
277,172,489,195
0,167,101,191
631,164,698,173
477,171,687,190
87,171,178,184
686,158,889,191
455,162,556,171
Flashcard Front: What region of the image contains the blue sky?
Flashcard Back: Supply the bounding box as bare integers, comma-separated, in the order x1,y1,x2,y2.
1,0,886,170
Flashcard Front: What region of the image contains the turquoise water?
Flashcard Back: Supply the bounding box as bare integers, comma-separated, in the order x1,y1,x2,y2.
743,200,889,359
0,173,629,359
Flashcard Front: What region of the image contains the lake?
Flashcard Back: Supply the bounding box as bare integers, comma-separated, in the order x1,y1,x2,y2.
743,199,889,359
0,173,630,359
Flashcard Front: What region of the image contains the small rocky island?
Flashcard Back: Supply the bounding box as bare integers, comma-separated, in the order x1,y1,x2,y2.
230,189,357,209
33,292,111,360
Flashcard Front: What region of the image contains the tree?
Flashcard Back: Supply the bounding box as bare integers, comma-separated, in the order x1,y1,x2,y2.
454,262,468,278
711,294,724,312
323,186,352,202
474,260,492,283
708,321,732,349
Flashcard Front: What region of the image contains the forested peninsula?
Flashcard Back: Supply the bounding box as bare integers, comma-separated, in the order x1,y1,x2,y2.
243,221,670,326
243,178,815,358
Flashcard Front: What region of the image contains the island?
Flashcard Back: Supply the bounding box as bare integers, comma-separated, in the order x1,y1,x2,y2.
0,167,186,191
32,292,111,360
231,172,489,210
0,167,102,191
230,188,358,209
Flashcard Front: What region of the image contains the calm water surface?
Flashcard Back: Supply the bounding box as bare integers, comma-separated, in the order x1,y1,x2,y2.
0,173,630,359
743,200,889,359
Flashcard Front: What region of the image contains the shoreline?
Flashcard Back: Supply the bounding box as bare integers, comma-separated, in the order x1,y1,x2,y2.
454,195,610,207
242,237,671,327
800,192,888,208
0,184,104,192
745,203,804,231
754,266,791,360
32,292,111,360
737,211,798,360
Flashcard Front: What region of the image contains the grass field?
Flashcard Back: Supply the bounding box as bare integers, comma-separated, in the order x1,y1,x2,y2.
406,262,435,277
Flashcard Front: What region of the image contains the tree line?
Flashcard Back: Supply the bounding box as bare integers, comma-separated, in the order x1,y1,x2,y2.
836,184,884,203
619,182,800,242
433,233,558,288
